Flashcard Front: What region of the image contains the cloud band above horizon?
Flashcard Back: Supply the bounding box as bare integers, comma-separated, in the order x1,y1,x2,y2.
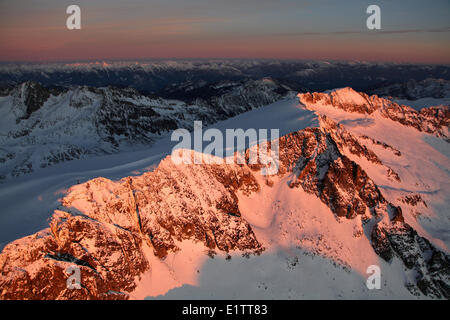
0,0,449,63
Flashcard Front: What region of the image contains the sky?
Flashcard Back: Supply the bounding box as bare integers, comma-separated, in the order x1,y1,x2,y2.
0,0,449,63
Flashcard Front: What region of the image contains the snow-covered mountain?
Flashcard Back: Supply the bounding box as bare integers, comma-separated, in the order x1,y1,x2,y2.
299,87,449,137
369,78,450,100
0,87,448,300
368,78,450,111
1,60,449,93
0,79,292,181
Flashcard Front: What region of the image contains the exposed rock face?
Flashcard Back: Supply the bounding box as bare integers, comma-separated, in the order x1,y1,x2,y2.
61,158,264,258
191,78,295,119
0,154,264,299
298,88,450,137
0,212,148,300
380,104,449,137
94,87,178,144
273,117,396,220
15,82,51,120
270,122,449,298
372,223,450,299
359,135,402,157
399,194,428,207
281,129,383,219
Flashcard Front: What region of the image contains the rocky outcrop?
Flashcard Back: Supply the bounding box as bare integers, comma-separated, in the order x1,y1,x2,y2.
372,223,450,299
61,158,264,258
298,88,450,137
0,154,264,299
265,124,449,298
15,82,51,120
192,78,294,119
0,212,148,300
380,104,449,137
275,127,384,219
359,135,402,157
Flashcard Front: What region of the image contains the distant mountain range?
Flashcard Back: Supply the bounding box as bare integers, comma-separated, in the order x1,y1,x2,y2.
1,60,449,94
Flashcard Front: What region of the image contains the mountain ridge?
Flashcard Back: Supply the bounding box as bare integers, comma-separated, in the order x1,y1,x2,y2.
0,79,292,181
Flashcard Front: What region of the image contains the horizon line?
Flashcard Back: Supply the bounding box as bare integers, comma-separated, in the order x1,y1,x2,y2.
0,58,449,67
